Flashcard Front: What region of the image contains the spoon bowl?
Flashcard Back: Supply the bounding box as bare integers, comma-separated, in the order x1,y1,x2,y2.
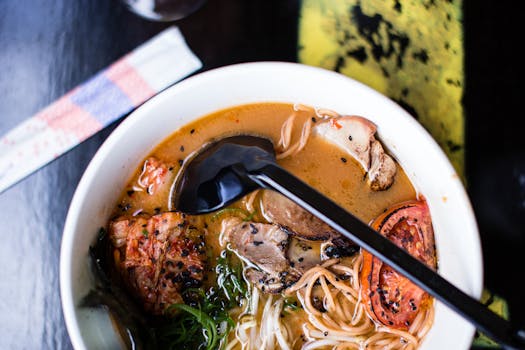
172,135,275,213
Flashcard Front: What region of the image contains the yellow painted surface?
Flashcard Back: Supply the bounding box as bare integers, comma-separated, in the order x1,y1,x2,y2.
298,0,465,177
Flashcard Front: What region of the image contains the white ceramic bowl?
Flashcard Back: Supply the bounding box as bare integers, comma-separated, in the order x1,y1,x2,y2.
60,62,482,350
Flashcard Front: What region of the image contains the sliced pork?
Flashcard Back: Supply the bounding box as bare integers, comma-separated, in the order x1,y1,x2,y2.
108,212,206,314
313,116,397,191
221,217,301,293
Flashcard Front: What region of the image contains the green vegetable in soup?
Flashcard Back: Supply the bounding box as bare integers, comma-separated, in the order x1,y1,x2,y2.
157,250,248,349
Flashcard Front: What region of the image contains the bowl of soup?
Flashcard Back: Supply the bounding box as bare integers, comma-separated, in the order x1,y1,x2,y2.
60,62,482,350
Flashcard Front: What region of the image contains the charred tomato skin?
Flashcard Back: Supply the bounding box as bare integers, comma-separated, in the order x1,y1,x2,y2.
360,200,437,330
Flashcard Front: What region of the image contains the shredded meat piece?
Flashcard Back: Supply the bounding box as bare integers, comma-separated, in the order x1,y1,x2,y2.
137,157,169,195
108,212,206,314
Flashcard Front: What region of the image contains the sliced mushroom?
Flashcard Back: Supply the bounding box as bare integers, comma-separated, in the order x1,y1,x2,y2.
261,190,338,241
287,237,322,272
369,139,397,191
313,116,397,191
261,190,357,256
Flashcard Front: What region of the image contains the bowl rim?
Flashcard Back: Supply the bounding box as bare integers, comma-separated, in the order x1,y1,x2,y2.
60,61,483,350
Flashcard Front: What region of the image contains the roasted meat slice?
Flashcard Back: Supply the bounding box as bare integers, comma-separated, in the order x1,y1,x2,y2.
313,115,397,191
221,217,304,293
261,190,357,257
108,212,206,314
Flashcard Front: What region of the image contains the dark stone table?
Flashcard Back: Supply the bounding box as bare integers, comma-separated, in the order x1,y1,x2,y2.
0,1,523,349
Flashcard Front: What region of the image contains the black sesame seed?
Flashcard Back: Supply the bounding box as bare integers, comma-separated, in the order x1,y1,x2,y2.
253,241,263,246
348,135,353,141
341,157,347,163
178,159,183,166
190,129,195,134
180,145,185,152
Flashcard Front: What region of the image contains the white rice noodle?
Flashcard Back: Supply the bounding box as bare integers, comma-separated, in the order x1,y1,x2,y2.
315,107,340,120
293,103,314,113
276,117,313,160
233,286,291,350
286,262,375,350
278,112,297,151
276,104,340,160
137,159,155,194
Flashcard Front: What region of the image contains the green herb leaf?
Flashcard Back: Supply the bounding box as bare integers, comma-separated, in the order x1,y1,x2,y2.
283,297,300,311
216,250,248,305
168,304,219,350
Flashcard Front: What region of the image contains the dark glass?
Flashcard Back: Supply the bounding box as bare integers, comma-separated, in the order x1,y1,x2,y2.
121,0,207,21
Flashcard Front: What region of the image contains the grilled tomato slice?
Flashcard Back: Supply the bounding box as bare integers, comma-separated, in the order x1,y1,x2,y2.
360,200,437,330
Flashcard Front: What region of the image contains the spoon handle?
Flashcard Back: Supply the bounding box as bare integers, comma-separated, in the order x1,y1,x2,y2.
248,163,525,350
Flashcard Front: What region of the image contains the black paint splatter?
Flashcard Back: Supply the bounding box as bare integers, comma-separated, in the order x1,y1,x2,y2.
350,4,410,68
393,0,402,13
412,49,429,64
393,98,419,120
447,140,462,152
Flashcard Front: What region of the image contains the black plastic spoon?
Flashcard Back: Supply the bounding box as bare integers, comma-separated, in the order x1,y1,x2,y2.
171,135,525,350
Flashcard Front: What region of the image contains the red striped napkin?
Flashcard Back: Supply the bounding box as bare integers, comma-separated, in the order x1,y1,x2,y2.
0,26,202,193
